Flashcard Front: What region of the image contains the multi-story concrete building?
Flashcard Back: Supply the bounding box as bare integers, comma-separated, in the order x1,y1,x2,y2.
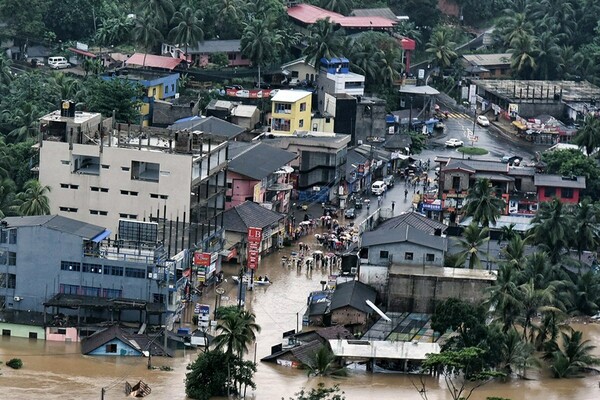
0,215,177,322
270,90,313,135
38,110,228,259
317,58,365,99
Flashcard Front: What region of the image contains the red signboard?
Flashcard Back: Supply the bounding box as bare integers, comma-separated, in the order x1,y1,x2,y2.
247,227,263,270
194,252,211,266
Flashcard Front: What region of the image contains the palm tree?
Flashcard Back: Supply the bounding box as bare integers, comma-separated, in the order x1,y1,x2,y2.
501,235,527,269
487,263,523,332
534,31,560,80
169,7,204,62
572,115,600,157
393,21,422,45
499,328,537,378
240,18,282,89
572,199,600,263
16,179,51,216
425,27,457,69
546,328,599,378
0,178,18,218
509,32,538,79
138,0,175,29
319,0,353,15
454,223,489,269
303,18,343,67
47,72,81,101
0,54,13,90
213,309,261,357
374,47,402,86
4,102,42,143
571,271,600,316
304,345,347,376
464,178,506,269
132,14,164,67
518,279,560,343
528,198,573,264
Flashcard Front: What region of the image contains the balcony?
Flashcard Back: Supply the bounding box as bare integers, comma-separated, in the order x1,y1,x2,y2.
84,240,167,265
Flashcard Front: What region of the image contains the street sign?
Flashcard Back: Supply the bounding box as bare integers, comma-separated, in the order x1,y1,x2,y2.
471,136,479,142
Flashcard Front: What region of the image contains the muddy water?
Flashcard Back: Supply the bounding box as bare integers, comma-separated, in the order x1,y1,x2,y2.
2,228,600,399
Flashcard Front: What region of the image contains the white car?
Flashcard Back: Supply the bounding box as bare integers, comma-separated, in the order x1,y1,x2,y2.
445,138,464,148
477,115,490,126
50,61,71,69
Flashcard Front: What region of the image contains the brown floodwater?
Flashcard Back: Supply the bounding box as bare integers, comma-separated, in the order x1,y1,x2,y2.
2,227,600,399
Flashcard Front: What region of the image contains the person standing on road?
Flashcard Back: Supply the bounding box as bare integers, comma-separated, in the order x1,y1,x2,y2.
391,201,396,213
404,188,408,200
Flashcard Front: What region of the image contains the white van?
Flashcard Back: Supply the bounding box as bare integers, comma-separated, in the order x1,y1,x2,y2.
371,181,387,196
48,56,68,67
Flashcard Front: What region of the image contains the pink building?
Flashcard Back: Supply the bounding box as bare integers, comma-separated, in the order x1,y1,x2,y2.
227,142,297,213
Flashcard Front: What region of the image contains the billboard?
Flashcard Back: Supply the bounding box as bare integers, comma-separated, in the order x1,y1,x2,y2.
247,227,263,270
226,89,276,98
194,252,211,266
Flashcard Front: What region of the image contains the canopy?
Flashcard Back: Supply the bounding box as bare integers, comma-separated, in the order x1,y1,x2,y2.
91,229,111,243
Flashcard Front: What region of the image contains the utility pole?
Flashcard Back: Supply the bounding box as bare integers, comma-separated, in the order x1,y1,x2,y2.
101,387,105,400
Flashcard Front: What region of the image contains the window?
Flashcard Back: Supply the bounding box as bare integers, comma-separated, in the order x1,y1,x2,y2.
404,252,414,260
562,188,574,199
59,207,78,213
0,273,16,289
8,252,16,265
0,230,6,243
379,250,389,259
91,186,108,192
152,88,157,96
228,53,236,60
8,229,16,244
271,118,291,132
105,344,117,353
325,117,331,123
29,332,38,339
61,261,81,272
274,103,292,113
104,266,123,276
291,71,299,78
165,85,169,94
101,164,110,169
57,328,67,335
300,102,307,112
120,190,139,196
226,181,233,189
153,293,166,304
131,161,160,182
426,253,435,262
150,193,168,199
60,183,78,189
82,263,102,274
2,329,10,336
61,160,70,165
90,210,108,216
226,195,232,202
299,119,304,128
544,187,556,197
125,267,146,279
452,176,461,191
119,213,138,219
72,155,100,175
121,166,130,171
171,84,175,93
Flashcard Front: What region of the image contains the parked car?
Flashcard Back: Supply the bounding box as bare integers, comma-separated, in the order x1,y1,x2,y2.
477,115,490,126
354,197,363,209
445,138,464,148
383,175,395,188
50,61,71,69
344,208,356,219
501,155,522,165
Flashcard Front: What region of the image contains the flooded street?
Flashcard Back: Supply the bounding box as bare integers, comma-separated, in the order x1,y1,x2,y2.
3,229,600,399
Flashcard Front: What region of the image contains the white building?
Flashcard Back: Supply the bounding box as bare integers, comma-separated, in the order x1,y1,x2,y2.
317,57,365,99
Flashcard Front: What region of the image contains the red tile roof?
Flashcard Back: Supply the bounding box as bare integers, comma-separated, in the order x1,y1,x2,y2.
68,47,96,58
125,53,182,70
287,4,396,29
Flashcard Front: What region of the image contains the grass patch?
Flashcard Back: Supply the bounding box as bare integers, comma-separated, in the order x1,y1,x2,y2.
457,147,489,156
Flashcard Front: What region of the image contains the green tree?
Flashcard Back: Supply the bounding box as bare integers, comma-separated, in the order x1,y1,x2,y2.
213,308,261,357
571,271,600,316
16,179,51,216
545,328,599,378
319,0,353,15
509,33,538,79
132,14,164,67
498,328,537,378
572,199,600,262
240,18,283,88
528,198,573,263
0,178,18,218
0,0,48,49
210,52,229,68
542,149,600,199
425,27,457,69
454,223,489,269
431,298,489,350
0,55,13,90
83,78,143,123
304,346,347,377
572,115,600,157
518,279,560,343
3,102,42,143
285,383,345,400
303,18,343,67
169,7,204,61
138,0,174,30
486,263,522,332
43,0,95,41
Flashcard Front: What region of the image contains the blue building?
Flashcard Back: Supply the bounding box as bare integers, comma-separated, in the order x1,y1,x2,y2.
0,215,182,324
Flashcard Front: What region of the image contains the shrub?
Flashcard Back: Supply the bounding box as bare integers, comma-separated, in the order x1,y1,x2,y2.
6,358,23,369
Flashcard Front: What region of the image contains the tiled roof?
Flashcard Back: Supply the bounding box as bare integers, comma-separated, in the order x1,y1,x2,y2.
187,39,241,54
330,280,377,314
229,143,297,181
81,325,172,356
222,201,284,233
350,8,397,21
125,53,182,70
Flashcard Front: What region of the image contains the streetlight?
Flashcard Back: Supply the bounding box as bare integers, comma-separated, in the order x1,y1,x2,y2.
214,287,225,320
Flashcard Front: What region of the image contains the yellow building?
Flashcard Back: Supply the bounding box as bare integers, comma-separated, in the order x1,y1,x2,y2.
270,90,313,135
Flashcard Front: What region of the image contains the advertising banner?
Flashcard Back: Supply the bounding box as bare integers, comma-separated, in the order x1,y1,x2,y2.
247,227,263,270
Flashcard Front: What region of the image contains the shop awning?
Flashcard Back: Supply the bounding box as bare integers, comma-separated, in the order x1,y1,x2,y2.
512,121,527,130
91,229,111,243
68,47,97,58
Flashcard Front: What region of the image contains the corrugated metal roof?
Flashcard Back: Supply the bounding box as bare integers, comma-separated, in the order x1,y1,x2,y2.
330,280,376,313
350,8,397,21
125,53,182,70
3,215,105,239
534,174,586,189
187,39,241,54
361,224,447,251
463,53,512,66
377,211,447,235
329,339,440,360
288,4,396,28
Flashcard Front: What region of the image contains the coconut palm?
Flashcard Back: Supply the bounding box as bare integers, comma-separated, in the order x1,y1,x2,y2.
572,199,600,263
304,345,347,376
454,223,489,269
0,178,18,218
241,18,282,88
169,7,204,61
16,179,51,216
138,0,175,29
393,21,422,45
425,27,457,69
518,279,560,343
534,31,560,80
303,18,343,67
487,263,523,332
498,328,537,378
509,32,538,79
132,14,164,67
213,309,261,357
319,0,353,15
528,198,573,264
4,102,42,143
572,115,600,158
47,72,81,101
0,54,13,89
501,235,527,270
571,271,600,316
545,328,599,378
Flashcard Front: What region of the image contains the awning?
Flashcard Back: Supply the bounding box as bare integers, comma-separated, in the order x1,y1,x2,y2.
219,248,237,261
91,229,111,243
512,121,527,130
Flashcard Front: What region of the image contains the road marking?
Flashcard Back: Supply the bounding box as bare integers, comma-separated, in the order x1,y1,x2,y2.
446,113,472,119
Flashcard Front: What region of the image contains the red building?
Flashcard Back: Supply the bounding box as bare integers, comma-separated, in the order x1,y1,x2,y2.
534,174,586,204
